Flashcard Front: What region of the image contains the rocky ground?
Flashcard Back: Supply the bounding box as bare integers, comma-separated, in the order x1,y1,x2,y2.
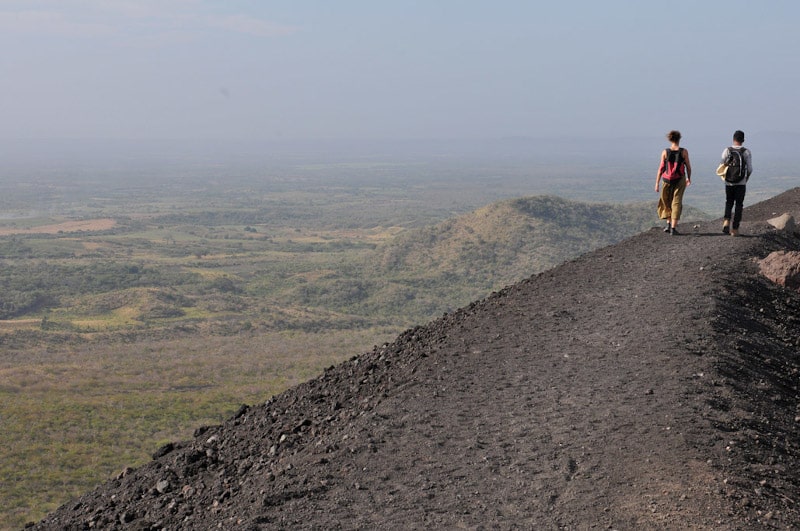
31,188,800,530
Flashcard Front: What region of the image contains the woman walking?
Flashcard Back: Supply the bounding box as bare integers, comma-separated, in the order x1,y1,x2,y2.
655,130,692,235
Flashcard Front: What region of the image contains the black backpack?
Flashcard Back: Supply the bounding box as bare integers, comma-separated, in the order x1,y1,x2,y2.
662,148,685,181
724,147,747,183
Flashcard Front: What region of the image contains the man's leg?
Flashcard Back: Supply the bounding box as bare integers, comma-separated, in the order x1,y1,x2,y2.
732,186,746,234
723,186,735,234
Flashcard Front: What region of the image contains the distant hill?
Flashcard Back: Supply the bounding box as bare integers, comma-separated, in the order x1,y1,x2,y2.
380,196,658,276
363,196,709,318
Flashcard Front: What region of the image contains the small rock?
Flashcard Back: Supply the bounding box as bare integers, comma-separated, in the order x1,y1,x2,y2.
767,213,797,233
759,250,800,291
156,479,171,494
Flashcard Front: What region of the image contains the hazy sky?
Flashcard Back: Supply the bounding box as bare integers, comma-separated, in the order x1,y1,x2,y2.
2,1,799,143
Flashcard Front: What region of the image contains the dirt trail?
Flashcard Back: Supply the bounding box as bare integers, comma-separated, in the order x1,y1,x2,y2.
32,188,800,530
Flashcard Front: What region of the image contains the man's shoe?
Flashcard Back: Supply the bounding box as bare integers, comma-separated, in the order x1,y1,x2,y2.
670,227,679,236
731,229,739,237
664,224,671,233
722,225,730,235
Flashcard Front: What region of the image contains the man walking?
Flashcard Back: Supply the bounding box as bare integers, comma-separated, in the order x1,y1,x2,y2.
721,130,752,236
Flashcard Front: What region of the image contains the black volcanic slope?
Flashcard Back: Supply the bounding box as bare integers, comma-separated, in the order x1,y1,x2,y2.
33,189,800,530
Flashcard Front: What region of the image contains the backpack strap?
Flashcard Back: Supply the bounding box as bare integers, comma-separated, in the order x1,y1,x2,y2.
731,147,744,168
668,148,684,166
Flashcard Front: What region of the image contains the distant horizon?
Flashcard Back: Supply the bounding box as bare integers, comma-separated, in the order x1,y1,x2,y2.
1,133,796,220
2,130,796,156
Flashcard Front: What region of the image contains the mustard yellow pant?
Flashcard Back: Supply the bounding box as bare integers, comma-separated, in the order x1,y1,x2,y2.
657,177,686,221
